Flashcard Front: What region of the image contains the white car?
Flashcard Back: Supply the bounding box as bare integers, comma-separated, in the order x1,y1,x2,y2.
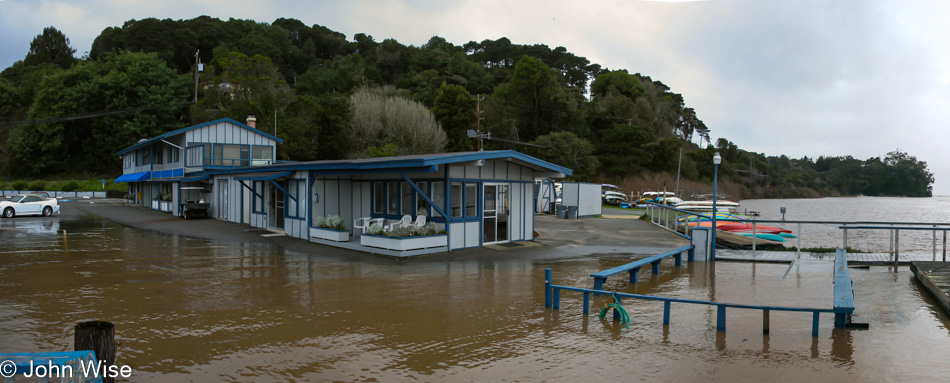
1,194,61,218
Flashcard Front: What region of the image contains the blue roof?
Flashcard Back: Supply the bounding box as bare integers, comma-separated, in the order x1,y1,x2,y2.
115,118,284,155
204,150,573,176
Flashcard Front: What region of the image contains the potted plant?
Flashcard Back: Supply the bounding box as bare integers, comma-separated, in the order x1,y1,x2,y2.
310,215,349,242
160,193,173,212
360,222,448,251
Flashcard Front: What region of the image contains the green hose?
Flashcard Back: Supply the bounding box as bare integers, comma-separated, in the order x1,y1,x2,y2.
599,293,631,329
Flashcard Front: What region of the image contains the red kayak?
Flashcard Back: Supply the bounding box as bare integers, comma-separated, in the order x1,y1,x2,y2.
692,221,792,234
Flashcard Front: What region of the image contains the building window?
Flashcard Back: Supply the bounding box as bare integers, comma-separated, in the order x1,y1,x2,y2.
252,181,265,213
451,182,462,218
416,181,429,217
401,183,412,216
252,146,272,166
198,143,212,165
465,183,477,217
287,179,306,219
172,147,180,163
387,181,398,215
155,148,164,164
373,182,383,214
431,182,444,218
142,149,150,165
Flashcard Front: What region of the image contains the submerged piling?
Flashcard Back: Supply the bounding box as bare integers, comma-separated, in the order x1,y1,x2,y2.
75,321,116,383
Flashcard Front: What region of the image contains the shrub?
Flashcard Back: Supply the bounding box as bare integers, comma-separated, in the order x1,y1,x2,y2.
315,215,345,230
366,223,385,235
60,181,79,192
389,225,413,238
28,181,46,190
12,180,28,190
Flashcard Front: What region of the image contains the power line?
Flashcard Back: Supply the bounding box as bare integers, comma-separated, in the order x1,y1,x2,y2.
0,101,193,129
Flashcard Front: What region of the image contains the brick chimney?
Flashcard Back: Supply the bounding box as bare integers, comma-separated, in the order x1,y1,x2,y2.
246,115,257,129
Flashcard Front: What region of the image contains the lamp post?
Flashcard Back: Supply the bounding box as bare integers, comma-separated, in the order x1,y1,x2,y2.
711,152,721,261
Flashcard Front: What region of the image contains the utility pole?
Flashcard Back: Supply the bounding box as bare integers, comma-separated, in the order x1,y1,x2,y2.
476,95,485,151
193,50,202,103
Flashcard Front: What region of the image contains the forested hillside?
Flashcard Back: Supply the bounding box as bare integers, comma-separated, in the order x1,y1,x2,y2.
0,17,934,197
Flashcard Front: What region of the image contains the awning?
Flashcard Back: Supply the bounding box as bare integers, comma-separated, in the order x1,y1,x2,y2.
114,171,151,183
175,175,211,183
234,171,294,181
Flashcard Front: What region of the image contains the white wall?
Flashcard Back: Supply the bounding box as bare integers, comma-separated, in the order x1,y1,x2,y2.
561,182,602,217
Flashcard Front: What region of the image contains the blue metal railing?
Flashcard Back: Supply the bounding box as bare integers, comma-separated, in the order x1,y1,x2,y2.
590,245,695,289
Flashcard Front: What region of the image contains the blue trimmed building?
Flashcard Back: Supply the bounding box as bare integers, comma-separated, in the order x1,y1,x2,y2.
116,118,572,256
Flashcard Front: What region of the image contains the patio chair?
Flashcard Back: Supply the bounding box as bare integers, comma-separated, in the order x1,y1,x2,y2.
354,217,386,233
411,215,426,228
387,215,412,231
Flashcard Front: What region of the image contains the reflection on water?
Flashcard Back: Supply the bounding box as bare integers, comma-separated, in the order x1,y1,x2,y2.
1,216,950,381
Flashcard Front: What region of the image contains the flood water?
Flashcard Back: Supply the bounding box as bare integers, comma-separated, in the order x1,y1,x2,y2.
3,200,950,381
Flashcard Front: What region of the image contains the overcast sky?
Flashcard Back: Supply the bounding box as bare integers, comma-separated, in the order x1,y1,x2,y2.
2,0,949,194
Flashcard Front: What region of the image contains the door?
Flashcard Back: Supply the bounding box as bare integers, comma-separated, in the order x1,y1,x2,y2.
216,179,229,220
269,180,285,229
483,183,510,244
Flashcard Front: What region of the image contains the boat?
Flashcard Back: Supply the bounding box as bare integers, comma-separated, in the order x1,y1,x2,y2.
602,184,628,205
637,191,678,205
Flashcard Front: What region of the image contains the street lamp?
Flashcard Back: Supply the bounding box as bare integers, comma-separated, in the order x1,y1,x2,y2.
711,152,721,261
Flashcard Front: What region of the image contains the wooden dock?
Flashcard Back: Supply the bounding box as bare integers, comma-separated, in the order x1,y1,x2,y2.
910,262,950,315
717,251,940,265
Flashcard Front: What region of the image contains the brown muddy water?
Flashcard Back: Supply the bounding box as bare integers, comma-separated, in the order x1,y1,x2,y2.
2,214,950,382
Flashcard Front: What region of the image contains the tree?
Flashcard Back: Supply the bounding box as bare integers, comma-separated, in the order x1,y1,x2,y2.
489,55,578,142
24,26,77,69
432,83,476,152
347,86,447,157
530,131,599,181
8,52,189,175
596,124,656,179
277,94,350,161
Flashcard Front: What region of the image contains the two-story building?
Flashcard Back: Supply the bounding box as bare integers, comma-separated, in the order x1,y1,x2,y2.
114,116,282,217
115,117,572,256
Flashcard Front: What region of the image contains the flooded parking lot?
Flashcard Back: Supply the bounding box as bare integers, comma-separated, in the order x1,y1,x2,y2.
2,206,950,381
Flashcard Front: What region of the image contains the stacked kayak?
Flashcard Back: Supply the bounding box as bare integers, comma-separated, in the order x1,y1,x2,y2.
686,221,796,242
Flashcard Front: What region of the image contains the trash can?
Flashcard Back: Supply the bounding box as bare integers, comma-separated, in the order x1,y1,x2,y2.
567,206,579,219
556,205,567,219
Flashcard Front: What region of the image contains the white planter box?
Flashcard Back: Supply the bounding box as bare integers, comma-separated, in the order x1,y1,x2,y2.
160,201,172,212
360,234,448,251
311,227,350,242
151,200,159,210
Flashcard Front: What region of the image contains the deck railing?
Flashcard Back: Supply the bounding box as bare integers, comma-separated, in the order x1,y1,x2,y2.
543,249,857,336
644,203,950,258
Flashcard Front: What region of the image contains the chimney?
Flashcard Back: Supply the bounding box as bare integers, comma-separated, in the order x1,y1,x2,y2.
246,115,257,129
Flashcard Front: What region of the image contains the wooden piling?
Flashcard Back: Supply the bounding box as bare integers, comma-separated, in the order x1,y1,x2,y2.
75,321,116,383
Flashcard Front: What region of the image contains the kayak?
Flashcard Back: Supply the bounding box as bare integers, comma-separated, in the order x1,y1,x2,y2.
734,232,787,242
689,221,792,234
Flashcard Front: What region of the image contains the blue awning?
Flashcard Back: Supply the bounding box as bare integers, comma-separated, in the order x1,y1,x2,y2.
114,171,151,183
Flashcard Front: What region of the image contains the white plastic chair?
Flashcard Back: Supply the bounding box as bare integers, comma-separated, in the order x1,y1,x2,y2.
354,217,370,234
411,215,426,228
388,215,412,231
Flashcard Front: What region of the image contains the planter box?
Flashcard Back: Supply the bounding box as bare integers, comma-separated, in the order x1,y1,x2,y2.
311,227,350,242
151,200,159,210
360,233,447,251
160,201,172,212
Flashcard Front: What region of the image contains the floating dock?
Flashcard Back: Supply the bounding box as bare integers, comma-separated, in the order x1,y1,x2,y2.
911,261,950,315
